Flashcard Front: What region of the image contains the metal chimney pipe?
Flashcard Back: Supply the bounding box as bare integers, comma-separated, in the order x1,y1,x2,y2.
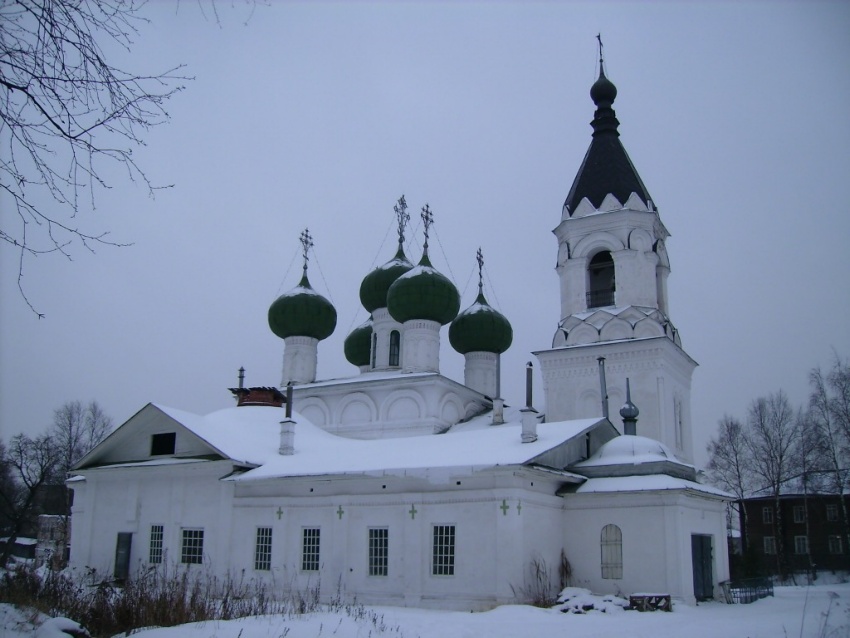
525,362,533,408
238,367,245,390
285,382,293,419
597,357,609,419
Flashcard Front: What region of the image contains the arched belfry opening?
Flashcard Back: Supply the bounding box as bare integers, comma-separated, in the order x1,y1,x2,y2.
587,251,615,308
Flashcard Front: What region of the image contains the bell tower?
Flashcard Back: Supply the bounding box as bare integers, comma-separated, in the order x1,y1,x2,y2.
534,42,697,461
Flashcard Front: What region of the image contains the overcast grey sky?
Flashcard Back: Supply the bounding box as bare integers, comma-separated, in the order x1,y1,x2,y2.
1,1,848,467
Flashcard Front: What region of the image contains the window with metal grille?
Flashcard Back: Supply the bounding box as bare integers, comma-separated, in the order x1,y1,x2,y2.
793,505,806,524
181,529,204,565
762,506,774,524
149,525,164,564
302,528,320,571
432,525,455,576
794,535,808,555
827,504,839,522
764,536,776,555
829,535,843,554
369,528,388,576
254,527,272,571
389,331,401,367
601,524,623,579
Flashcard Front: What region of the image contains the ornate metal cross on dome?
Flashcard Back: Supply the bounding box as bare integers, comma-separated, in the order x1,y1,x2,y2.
476,247,484,296
299,228,314,275
394,195,409,247
421,204,433,255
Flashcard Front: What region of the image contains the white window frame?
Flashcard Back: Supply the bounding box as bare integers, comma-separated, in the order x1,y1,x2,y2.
180,528,204,565
368,527,389,577
793,505,806,524
762,506,774,524
432,524,455,576
829,535,843,555
601,524,623,580
149,524,164,564
301,527,321,572
794,535,809,555
254,527,272,571
827,504,839,522
763,536,777,555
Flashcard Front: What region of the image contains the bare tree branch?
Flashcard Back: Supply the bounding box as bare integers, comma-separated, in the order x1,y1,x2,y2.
0,0,190,315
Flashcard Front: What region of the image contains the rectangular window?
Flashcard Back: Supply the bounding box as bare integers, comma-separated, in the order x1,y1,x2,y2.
302,528,320,572
827,504,839,522
829,535,843,555
368,528,389,576
793,505,806,524
762,506,774,524
794,535,809,555
151,432,176,456
432,525,455,576
149,525,164,564
254,527,272,571
181,529,204,565
764,536,776,555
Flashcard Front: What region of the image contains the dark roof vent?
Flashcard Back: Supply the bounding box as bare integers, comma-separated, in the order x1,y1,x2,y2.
229,386,286,408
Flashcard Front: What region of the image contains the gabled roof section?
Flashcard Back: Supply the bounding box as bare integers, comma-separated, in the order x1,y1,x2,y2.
563,63,653,216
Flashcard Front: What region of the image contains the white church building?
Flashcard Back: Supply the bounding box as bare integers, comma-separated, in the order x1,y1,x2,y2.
68,57,729,610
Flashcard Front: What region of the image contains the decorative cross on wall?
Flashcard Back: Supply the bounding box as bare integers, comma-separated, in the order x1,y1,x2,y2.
408,504,418,520
276,507,284,520
337,505,345,520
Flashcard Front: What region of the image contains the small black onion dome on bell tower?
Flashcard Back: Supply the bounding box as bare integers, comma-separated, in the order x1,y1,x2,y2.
620,378,639,436
590,66,618,109
344,316,373,367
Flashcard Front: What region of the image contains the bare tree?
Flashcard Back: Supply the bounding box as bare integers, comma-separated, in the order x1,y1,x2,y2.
48,400,112,566
808,356,850,552
1,0,188,316
745,391,800,577
706,415,754,544
0,433,60,567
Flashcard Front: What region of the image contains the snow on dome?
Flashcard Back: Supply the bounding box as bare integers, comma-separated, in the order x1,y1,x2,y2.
386,254,459,325
574,434,684,468
359,247,413,312
268,274,337,341
449,292,513,355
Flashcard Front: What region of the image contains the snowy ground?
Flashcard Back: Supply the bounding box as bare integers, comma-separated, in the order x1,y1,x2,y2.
3,584,849,638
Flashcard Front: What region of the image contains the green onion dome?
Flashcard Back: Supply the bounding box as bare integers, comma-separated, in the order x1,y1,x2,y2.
359,247,414,312
386,254,460,325
344,316,373,367
449,291,513,354
268,273,337,341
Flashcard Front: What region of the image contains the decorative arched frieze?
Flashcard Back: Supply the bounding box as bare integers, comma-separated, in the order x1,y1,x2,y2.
381,389,426,422
297,397,330,427
599,317,632,342
633,317,665,339
438,393,463,424
336,392,378,425
627,228,653,252
566,323,599,346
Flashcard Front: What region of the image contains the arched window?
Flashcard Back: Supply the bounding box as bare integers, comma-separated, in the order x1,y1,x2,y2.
587,251,615,308
371,333,377,369
389,330,401,367
601,524,623,579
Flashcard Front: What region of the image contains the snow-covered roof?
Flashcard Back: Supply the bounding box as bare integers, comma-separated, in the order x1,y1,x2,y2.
235,414,603,480
143,401,602,480
154,403,285,467
574,475,731,498
572,435,692,470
